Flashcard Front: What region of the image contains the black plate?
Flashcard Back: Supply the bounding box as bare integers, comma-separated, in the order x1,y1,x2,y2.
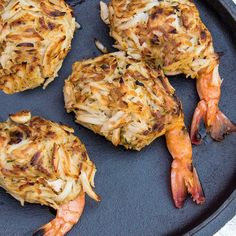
0,0,235,235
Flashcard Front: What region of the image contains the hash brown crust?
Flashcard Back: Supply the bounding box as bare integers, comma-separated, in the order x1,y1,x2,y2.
0,0,76,93
64,52,183,150
107,0,218,78
0,111,96,209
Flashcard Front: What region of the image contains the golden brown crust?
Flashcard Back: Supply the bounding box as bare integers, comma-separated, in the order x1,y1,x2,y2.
0,0,76,94
107,0,218,78
64,52,183,150
0,111,97,209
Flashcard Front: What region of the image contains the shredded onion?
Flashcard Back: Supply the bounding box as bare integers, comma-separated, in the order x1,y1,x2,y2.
100,1,109,24
90,168,96,188
80,171,100,201
95,39,108,54
47,179,65,193
57,180,73,201
75,21,81,29
43,77,55,89
9,111,31,124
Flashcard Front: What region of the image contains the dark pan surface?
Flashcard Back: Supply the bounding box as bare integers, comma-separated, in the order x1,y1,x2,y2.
0,0,235,235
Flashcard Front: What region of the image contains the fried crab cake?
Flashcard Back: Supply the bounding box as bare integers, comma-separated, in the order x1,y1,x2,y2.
0,111,100,235
64,52,205,208
101,0,236,144
0,0,76,94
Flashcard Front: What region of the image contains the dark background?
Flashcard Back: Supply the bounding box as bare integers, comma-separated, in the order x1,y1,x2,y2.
0,0,235,235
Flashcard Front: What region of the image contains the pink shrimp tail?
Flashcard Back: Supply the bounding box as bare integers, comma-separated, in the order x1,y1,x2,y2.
171,161,205,208
166,122,205,208
191,63,236,144
209,110,236,141
191,100,236,144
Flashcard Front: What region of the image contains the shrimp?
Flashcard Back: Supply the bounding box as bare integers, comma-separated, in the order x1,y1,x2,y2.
191,63,236,144
33,193,85,236
166,118,205,208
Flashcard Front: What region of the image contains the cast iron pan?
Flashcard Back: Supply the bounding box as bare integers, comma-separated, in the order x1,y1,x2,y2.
0,0,235,235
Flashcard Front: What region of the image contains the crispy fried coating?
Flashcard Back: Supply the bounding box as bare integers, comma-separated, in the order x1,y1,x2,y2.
0,111,97,209
64,52,182,150
0,0,76,94
107,0,218,78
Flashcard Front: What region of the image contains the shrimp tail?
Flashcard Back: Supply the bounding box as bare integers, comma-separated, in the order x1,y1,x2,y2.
33,193,85,236
171,161,205,208
191,64,236,144
166,120,205,208
209,110,236,141
171,160,187,208
191,100,236,144
192,167,205,203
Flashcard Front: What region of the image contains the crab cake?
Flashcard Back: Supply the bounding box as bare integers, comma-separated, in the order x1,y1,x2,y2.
64,52,205,208
0,0,76,94
64,52,182,150
103,0,215,78
0,111,99,209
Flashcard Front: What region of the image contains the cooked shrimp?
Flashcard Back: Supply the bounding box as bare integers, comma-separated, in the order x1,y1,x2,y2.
191,64,236,144
166,118,205,208
33,193,85,236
